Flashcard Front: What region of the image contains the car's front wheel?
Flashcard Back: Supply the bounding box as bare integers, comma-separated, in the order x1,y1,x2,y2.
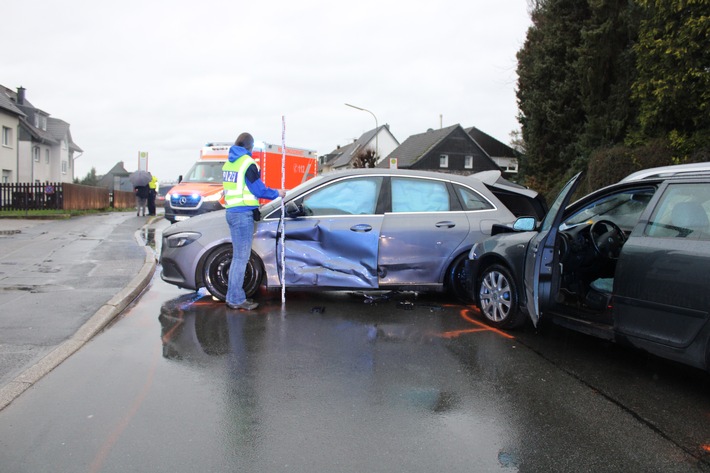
202,246,264,301
477,264,526,329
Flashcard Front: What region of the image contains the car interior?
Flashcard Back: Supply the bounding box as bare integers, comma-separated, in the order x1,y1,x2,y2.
555,188,656,316
556,183,710,319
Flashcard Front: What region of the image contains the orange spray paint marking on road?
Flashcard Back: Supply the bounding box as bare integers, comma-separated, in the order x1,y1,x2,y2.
454,307,515,340
702,444,710,453
440,328,491,339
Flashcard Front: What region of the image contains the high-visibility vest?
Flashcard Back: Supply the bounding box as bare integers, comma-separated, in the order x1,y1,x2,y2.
222,155,259,208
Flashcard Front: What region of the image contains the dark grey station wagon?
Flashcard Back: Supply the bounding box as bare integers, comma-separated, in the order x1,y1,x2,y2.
466,163,710,371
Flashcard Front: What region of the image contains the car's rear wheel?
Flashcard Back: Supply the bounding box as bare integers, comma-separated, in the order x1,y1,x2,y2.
477,264,526,329
446,253,473,303
202,246,263,301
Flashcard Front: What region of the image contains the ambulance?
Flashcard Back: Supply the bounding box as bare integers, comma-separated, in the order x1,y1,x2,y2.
164,142,318,223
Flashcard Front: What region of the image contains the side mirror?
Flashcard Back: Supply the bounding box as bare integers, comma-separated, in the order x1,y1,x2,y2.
178,175,183,184
513,217,537,231
285,201,304,218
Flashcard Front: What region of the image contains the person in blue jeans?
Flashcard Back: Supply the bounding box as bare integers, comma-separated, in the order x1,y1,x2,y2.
222,132,285,310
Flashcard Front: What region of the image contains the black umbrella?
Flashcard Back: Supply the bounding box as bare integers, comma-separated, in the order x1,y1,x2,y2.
130,170,153,187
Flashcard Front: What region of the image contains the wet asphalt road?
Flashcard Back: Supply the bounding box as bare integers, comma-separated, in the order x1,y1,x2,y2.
1,265,710,472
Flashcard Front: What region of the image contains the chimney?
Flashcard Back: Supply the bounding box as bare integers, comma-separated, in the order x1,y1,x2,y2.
17,87,26,105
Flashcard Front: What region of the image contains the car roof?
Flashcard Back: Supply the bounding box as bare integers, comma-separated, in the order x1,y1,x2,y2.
620,162,710,182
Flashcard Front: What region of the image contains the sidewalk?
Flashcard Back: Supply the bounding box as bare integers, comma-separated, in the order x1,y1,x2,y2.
0,212,159,410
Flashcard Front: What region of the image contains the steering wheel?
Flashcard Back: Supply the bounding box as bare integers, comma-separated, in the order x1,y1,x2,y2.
590,220,626,260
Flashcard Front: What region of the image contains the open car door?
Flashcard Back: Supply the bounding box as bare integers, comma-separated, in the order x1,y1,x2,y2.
523,173,584,326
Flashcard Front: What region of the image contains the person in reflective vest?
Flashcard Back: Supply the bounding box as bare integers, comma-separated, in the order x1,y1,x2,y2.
147,175,158,216
222,132,285,310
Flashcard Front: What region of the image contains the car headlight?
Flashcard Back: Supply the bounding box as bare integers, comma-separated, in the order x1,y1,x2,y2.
165,231,202,248
203,191,223,202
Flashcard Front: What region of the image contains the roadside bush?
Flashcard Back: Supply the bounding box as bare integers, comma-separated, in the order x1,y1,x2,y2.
581,139,674,195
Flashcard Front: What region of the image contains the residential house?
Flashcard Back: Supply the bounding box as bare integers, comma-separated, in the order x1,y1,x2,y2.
97,161,134,192
378,124,500,174
0,91,25,183
320,125,399,173
466,126,519,175
0,85,82,183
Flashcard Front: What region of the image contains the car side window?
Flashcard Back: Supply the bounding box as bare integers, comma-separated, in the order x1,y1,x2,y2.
391,177,449,212
454,184,494,211
645,183,710,240
302,177,382,216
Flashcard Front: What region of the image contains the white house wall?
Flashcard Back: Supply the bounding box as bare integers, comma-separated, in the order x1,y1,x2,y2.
16,140,73,184
17,141,32,182
32,143,54,183
374,132,399,165
0,113,19,182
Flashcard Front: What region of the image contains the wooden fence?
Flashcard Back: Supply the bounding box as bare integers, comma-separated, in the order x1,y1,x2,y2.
0,182,136,211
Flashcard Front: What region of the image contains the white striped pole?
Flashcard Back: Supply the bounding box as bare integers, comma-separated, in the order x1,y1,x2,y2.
280,116,287,304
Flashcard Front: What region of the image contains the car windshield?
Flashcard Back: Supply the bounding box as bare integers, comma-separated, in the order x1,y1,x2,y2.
182,162,224,183
562,187,655,231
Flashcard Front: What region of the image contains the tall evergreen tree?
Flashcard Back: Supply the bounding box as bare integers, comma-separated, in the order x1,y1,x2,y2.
516,0,591,196
576,0,641,157
631,0,710,158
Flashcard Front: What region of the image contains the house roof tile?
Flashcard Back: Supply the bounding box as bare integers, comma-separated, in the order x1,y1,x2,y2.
380,124,459,167
466,126,517,158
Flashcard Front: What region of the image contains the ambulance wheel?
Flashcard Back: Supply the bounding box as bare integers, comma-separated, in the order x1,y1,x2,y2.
202,246,263,301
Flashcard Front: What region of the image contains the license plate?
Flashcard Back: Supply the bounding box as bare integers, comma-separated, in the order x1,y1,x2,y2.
175,216,191,221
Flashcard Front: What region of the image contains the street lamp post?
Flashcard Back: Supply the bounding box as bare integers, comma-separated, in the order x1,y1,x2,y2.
345,103,378,162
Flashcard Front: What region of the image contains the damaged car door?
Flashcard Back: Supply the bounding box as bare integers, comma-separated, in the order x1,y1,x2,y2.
276,175,384,288
378,176,470,286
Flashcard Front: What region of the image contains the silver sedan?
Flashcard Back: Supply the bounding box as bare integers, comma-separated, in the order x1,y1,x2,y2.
160,168,544,302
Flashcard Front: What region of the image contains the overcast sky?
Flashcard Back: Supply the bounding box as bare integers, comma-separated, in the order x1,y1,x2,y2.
3,0,532,184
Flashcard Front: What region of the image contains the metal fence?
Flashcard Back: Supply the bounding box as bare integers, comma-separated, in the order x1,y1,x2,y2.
0,182,137,211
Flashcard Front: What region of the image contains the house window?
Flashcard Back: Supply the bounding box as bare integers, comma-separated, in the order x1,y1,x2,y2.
62,139,67,150
2,127,11,147
33,146,40,162
45,149,50,164
34,114,47,130
62,160,68,174
465,155,473,169
439,154,448,168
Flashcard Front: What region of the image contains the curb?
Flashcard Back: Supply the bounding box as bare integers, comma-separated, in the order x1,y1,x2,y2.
0,237,157,412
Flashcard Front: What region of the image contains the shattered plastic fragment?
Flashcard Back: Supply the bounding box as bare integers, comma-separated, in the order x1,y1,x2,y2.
397,301,415,310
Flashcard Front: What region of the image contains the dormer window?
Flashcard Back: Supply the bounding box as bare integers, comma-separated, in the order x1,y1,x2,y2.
33,114,47,130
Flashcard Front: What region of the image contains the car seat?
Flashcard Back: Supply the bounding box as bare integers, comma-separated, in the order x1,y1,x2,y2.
586,277,614,311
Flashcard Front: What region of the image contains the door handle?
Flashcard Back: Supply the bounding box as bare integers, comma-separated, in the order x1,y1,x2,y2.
350,224,373,232
435,221,456,228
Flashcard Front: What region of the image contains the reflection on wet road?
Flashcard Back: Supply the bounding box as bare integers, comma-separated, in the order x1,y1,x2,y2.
0,279,708,472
